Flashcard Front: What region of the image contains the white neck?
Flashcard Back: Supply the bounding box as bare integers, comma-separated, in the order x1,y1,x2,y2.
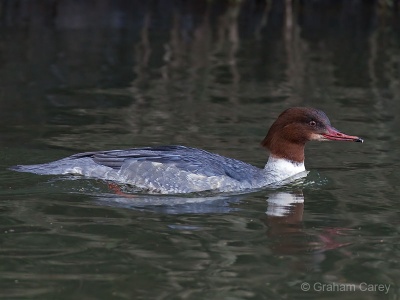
263,156,306,182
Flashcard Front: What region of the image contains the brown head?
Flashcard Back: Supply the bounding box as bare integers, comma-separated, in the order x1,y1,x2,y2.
261,107,363,163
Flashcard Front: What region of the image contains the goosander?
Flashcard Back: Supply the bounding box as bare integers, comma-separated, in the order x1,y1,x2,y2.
11,107,363,194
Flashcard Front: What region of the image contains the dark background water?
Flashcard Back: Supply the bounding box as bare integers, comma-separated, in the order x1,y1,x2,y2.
1,1,400,299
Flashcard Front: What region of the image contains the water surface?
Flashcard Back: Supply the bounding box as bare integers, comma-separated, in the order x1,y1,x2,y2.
1,1,399,299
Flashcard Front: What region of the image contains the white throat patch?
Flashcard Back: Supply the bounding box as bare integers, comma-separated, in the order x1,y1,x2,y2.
264,156,306,182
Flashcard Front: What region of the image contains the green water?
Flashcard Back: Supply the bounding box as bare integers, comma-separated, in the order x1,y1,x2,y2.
1,1,399,299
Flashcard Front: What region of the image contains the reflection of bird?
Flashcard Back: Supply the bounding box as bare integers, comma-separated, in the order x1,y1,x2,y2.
11,107,362,194
264,191,353,271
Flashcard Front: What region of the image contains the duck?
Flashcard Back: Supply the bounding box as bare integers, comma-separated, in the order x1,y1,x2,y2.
11,107,363,194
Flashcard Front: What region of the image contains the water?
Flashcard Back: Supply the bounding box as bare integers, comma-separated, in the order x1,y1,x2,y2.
1,1,400,299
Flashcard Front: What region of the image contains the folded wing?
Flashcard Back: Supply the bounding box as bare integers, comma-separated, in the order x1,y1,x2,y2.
72,145,259,182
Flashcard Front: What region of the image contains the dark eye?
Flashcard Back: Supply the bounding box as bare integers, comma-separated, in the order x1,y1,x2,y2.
309,120,316,126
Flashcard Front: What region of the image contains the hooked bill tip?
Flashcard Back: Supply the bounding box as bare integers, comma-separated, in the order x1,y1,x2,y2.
355,138,364,143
